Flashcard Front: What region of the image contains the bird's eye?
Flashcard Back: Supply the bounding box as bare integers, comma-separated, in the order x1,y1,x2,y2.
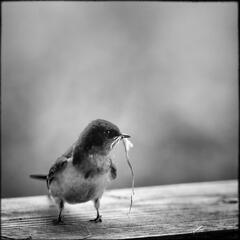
104,130,111,137
104,129,113,138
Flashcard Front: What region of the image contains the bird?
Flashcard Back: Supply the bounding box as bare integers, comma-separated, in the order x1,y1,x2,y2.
30,119,131,223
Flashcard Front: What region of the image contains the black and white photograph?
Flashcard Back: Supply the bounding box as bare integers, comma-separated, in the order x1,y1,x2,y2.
1,1,238,239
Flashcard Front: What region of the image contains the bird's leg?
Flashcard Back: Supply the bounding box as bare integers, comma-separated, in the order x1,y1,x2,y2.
57,199,64,223
90,198,102,223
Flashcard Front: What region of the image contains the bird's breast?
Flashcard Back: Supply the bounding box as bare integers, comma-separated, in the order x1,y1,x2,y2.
49,160,111,204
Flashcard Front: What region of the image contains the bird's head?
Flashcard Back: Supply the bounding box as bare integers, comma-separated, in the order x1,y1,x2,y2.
79,119,130,154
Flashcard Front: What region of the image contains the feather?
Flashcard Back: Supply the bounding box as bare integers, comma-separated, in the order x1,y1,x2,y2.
122,138,134,214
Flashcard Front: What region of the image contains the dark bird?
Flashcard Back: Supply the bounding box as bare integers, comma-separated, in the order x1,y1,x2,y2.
30,119,130,223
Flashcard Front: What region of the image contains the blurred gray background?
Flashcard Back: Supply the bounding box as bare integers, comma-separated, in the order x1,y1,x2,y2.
1,2,238,198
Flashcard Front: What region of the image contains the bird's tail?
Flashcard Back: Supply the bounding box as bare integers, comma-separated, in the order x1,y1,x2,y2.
30,174,47,180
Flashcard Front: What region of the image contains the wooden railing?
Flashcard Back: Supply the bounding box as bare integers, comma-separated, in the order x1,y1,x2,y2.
1,180,238,239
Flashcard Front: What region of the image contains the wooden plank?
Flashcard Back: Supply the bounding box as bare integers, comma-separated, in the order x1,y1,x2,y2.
1,180,238,240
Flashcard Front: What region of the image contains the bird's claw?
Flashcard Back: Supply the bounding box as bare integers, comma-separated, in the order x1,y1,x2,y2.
90,215,102,223
57,216,64,224
58,219,64,224
52,218,64,225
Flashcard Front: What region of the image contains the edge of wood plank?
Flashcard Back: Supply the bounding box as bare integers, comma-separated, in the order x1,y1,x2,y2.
1,229,239,240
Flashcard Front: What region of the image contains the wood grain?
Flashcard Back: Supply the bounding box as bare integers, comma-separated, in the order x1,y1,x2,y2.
1,180,238,240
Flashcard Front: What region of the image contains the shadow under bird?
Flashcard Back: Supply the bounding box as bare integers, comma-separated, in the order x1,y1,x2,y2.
30,119,131,223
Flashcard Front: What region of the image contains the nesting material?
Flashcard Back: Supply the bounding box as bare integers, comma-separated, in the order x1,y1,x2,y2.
122,138,134,214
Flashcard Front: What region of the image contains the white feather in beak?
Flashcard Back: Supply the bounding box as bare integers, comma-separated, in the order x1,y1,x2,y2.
122,137,134,214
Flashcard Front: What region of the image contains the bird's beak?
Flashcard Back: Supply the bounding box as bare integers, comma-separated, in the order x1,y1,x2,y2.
121,134,131,139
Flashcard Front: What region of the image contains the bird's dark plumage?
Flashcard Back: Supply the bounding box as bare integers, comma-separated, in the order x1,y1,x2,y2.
30,174,47,180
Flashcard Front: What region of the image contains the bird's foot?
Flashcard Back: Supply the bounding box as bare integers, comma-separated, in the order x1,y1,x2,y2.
55,215,64,224
90,215,102,223
52,217,64,225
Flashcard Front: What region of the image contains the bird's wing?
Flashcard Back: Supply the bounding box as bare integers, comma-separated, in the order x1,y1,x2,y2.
109,159,117,180
62,141,77,158
47,156,68,188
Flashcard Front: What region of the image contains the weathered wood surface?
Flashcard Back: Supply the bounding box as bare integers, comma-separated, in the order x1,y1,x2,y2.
1,180,238,240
